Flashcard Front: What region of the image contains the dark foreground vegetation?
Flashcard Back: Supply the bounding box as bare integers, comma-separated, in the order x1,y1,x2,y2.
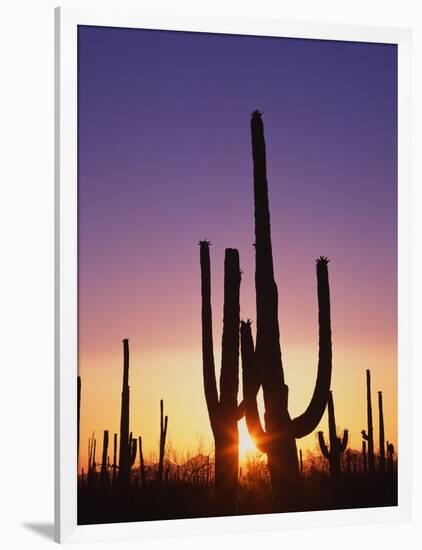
78,449,397,524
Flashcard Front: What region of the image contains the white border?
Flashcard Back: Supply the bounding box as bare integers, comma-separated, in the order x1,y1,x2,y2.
55,7,412,544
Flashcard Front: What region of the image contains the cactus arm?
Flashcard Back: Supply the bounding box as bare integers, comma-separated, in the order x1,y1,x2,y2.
241,320,268,453
340,429,349,453
219,248,241,411
199,241,219,428
292,257,332,438
318,431,330,459
362,430,369,441
130,437,137,467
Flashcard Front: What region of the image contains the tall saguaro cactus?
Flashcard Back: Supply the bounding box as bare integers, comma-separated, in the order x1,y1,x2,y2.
362,369,375,475
378,391,386,474
118,338,131,487
318,391,348,479
200,241,243,514
157,399,168,483
241,111,332,510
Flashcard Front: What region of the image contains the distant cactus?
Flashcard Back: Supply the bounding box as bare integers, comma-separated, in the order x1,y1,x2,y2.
118,339,131,488
241,111,333,510
130,433,137,469
318,391,348,479
100,430,109,489
387,442,395,474
362,369,375,475
87,434,97,489
200,242,243,513
157,399,168,483
299,449,304,476
378,391,386,474
112,433,118,487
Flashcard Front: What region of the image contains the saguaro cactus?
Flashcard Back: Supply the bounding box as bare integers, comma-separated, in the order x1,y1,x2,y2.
362,369,375,475
200,241,243,513
318,391,348,479
118,339,131,487
130,433,137,469
100,430,109,489
241,111,332,511
378,391,386,474
387,442,395,474
157,399,168,483
112,433,118,487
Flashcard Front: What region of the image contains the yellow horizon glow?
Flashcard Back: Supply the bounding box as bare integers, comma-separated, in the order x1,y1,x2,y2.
78,341,397,474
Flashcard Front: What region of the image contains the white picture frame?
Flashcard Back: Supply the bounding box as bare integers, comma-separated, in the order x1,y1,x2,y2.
55,6,412,544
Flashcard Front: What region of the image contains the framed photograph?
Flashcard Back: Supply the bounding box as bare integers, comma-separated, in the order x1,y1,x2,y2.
55,6,412,544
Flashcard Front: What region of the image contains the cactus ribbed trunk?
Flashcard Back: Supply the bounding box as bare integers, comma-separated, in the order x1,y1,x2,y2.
378,391,386,474
251,110,299,507
200,242,241,515
365,369,375,475
118,339,130,488
242,112,333,511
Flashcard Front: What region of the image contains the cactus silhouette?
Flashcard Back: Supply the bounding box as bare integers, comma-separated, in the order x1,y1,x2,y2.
361,369,375,475
118,339,131,487
241,111,332,511
378,391,386,474
77,376,81,463
387,441,395,474
100,430,109,489
157,399,168,483
299,449,304,476
112,433,118,487
199,241,243,513
130,433,137,469
318,391,348,479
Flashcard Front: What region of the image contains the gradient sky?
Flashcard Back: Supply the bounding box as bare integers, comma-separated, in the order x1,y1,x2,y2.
77,26,397,472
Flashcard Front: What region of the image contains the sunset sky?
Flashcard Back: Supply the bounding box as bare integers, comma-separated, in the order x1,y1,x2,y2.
77,26,397,472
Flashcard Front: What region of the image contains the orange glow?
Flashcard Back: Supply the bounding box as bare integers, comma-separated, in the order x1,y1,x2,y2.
78,339,397,473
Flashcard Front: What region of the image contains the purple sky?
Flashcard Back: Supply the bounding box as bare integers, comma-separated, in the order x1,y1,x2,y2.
77,26,397,462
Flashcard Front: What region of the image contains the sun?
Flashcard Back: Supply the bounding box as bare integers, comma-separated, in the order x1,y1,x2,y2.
238,417,258,457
